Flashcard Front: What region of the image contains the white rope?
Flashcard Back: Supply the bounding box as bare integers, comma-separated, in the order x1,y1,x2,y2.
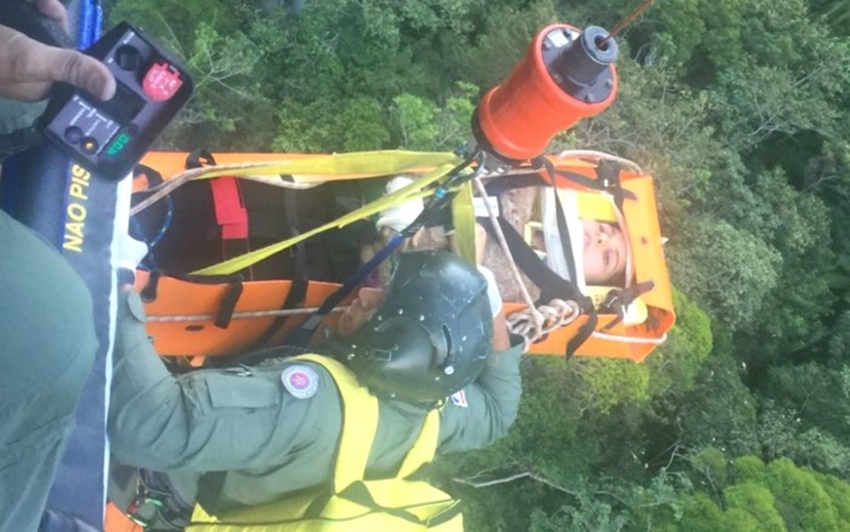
147,305,348,323
131,162,324,215
471,176,545,337
591,331,667,344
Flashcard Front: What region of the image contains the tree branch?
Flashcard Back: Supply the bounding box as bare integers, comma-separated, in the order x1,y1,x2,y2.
453,471,576,496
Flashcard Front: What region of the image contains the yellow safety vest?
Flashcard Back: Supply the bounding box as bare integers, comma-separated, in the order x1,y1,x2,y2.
186,354,463,531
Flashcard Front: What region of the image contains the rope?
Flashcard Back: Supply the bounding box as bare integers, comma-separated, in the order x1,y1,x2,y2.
147,305,348,323
471,175,544,333
131,161,293,215
591,331,667,344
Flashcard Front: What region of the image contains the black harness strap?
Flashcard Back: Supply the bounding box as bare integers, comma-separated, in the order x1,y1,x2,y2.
566,314,598,359
139,269,245,329
133,164,164,189
140,270,161,302
531,156,637,212
599,280,656,331
213,280,244,329
185,148,217,170
478,217,574,304
247,188,310,350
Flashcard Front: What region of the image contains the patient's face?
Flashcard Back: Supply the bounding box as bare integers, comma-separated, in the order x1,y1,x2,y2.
581,219,627,285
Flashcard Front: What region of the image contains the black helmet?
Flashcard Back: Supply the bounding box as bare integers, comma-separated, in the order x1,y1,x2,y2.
330,250,492,405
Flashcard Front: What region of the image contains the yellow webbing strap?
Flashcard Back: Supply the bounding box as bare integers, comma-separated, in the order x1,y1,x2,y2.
187,151,463,183
191,162,461,276
397,409,440,478
450,182,477,265
293,355,441,488
294,355,380,490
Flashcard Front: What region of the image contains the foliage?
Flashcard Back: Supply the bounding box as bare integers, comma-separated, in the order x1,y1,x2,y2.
723,482,786,532
666,217,782,329
390,82,478,151
646,287,713,397
766,458,839,531
674,355,760,457
641,455,850,531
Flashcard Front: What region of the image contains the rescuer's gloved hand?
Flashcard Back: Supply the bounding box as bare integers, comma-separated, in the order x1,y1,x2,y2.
113,175,147,285
376,176,423,233
114,229,147,274
375,175,426,255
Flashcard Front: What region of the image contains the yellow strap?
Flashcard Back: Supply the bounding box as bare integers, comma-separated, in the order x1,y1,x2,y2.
191,162,461,276
397,409,440,478
189,151,463,183
293,354,443,489
450,182,477,265
293,354,380,491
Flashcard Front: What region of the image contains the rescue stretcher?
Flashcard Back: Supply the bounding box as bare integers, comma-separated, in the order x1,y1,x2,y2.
130,149,675,363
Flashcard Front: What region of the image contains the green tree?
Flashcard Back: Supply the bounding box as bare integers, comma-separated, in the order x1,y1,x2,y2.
646,288,713,397
814,472,850,526
765,459,839,531
724,482,786,532
762,363,850,442
666,218,782,329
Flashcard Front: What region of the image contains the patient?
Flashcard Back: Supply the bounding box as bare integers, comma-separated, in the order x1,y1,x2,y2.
581,219,627,286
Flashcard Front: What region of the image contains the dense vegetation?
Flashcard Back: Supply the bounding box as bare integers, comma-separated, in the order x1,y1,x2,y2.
106,0,850,529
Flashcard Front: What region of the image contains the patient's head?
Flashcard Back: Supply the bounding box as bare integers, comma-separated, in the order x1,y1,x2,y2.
581,219,628,285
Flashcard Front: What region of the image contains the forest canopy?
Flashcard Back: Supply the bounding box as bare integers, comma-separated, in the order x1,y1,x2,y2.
105,0,850,529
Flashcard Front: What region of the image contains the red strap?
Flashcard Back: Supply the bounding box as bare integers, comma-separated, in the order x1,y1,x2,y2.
210,177,248,240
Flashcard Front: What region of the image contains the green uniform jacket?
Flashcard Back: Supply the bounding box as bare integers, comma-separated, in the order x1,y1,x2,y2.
0,209,97,532
109,290,522,512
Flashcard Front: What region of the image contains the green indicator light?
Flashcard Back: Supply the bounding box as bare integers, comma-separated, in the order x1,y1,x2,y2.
106,132,132,157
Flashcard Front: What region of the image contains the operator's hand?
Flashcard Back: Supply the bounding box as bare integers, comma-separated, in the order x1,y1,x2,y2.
0,0,115,102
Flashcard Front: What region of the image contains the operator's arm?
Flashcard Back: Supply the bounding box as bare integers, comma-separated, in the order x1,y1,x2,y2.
108,288,342,473
436,311,522,453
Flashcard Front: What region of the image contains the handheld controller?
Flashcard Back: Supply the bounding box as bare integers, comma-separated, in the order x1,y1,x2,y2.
39,22,194,180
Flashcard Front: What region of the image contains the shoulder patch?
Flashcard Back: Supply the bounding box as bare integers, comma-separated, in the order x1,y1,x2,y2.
281,364,320,399
450,390,468,408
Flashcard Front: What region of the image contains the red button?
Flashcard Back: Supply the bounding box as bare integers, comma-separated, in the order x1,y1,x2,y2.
142,62,184,102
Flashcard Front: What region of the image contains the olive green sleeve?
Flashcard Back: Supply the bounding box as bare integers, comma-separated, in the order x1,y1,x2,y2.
108,290,341,473
436,336,523,453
